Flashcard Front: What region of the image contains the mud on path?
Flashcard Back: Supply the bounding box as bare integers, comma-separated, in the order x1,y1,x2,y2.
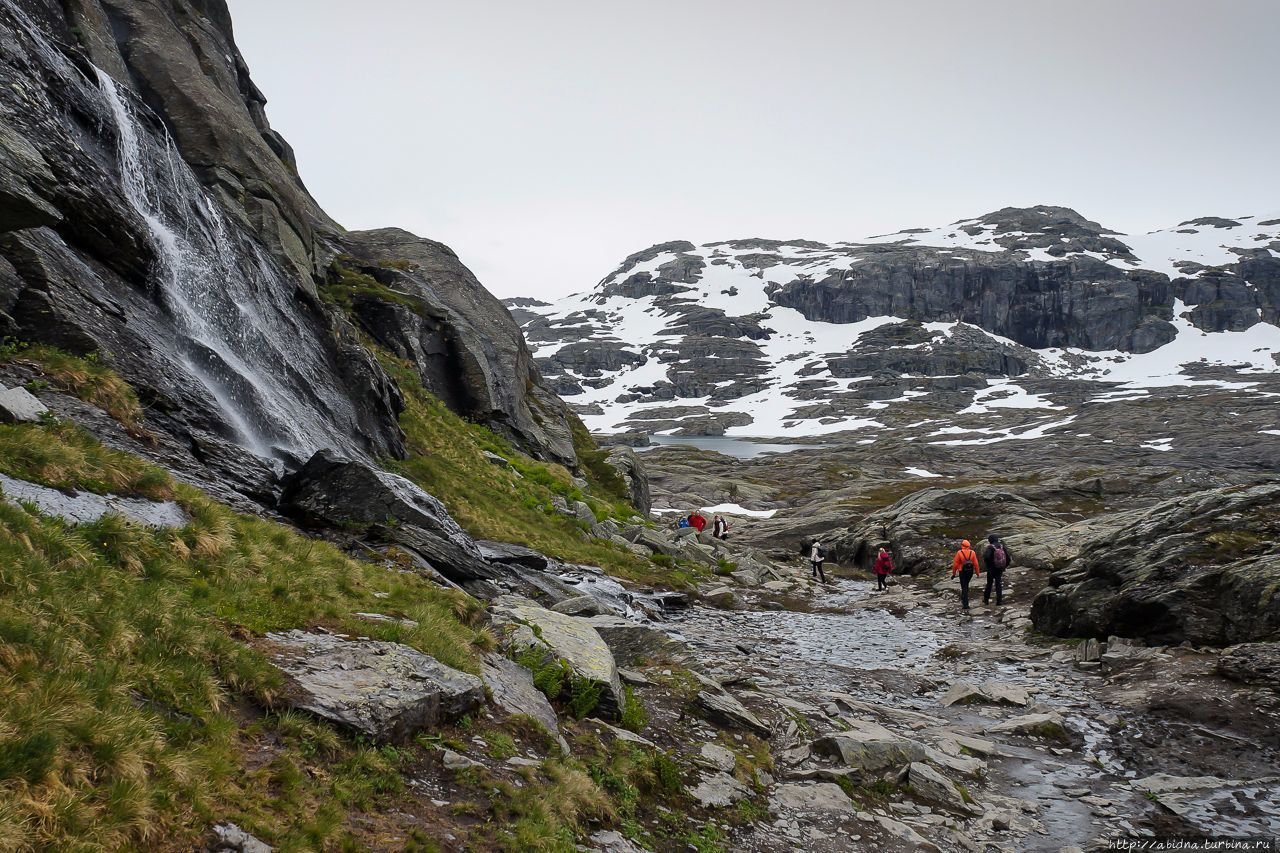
661,566,1280,851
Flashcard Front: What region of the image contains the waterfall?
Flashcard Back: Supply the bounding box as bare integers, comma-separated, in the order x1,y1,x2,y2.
89,69,358,460
1,0,372,463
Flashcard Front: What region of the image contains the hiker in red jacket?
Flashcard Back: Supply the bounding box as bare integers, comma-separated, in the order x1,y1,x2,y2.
873,547,894,591
689,511,707,533
951,539,981,613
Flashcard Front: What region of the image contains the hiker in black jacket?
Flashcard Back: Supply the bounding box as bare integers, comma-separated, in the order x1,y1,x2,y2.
982,534,1011,606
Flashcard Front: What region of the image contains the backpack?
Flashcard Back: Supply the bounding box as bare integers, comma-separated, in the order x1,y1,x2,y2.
991,544,1008,570
816,545,827,560
962,550,977,572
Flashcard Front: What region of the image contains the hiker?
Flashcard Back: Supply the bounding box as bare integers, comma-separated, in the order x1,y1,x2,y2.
689,511,707,533
676,515,691,529
873,546,894,591
810,539,827,583
712,514,730,540
950,539,981,612
982,534,1011,606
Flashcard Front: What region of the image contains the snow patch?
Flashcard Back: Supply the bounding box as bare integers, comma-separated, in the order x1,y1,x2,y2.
701,503,778,519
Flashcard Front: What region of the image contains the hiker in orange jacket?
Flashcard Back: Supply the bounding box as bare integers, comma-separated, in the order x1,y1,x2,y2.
951,539,981,613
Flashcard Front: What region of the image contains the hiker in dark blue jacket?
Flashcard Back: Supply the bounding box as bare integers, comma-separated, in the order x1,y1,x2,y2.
982,534,1012,606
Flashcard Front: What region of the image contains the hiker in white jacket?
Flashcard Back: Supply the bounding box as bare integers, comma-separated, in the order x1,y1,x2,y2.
810,540,827,583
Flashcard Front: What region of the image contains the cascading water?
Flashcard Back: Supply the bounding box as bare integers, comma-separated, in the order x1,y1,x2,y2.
90,68,346,459
2,0,366,462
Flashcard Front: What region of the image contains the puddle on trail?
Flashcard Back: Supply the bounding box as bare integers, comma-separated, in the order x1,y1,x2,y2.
667,580,947,702
670,600,941,672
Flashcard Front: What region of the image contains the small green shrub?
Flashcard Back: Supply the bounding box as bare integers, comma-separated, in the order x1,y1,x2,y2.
651,751,684,796
568,675,605,720
620,685,649,733
484,732,518,761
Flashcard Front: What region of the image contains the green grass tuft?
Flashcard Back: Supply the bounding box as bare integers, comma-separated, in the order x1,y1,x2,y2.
619,685,649,733
0,340,146,432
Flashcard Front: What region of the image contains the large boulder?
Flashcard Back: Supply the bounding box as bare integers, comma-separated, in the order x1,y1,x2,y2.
586,615,686,667
693,689,770,736
490,596,624,719
769,782,856,815
941,681,1031,708
630,528,680,557
1031,483,1280,646
552,596,611,618
603,446,651,515
907,762,968,812
477,540,556,572
690,773,750,808
480,654,566,750
262,630,485,742
986,712,1075,743
832,486,1061,575
0,385,47,423
279,450,497,583
1217,642,1280,689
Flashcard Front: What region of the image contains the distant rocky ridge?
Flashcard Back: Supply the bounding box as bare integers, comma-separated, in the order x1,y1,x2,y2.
511,206,1280,439
0,0,577,499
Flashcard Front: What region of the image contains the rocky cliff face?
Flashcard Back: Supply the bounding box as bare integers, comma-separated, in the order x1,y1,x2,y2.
1031,483,1280,646
514,206,1280,439
0,0,577,496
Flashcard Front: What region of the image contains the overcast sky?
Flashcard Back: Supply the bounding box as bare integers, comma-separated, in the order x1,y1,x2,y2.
226,0,1280,300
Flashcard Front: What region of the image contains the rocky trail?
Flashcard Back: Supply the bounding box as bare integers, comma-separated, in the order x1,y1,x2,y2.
617,554,1280,851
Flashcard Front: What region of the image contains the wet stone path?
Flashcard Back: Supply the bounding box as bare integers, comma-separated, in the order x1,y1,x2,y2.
661,576,1280,851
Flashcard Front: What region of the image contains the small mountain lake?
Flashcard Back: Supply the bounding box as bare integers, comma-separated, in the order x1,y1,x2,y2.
641,435,830,459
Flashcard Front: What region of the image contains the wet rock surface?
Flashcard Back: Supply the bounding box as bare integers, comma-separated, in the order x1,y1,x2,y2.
656,569,1280,850
0,472,188,527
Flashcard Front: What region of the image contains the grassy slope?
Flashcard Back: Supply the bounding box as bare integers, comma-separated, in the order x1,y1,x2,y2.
0,344,713,850
319,261,698,585
0,420,492,850
376,352,703,588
